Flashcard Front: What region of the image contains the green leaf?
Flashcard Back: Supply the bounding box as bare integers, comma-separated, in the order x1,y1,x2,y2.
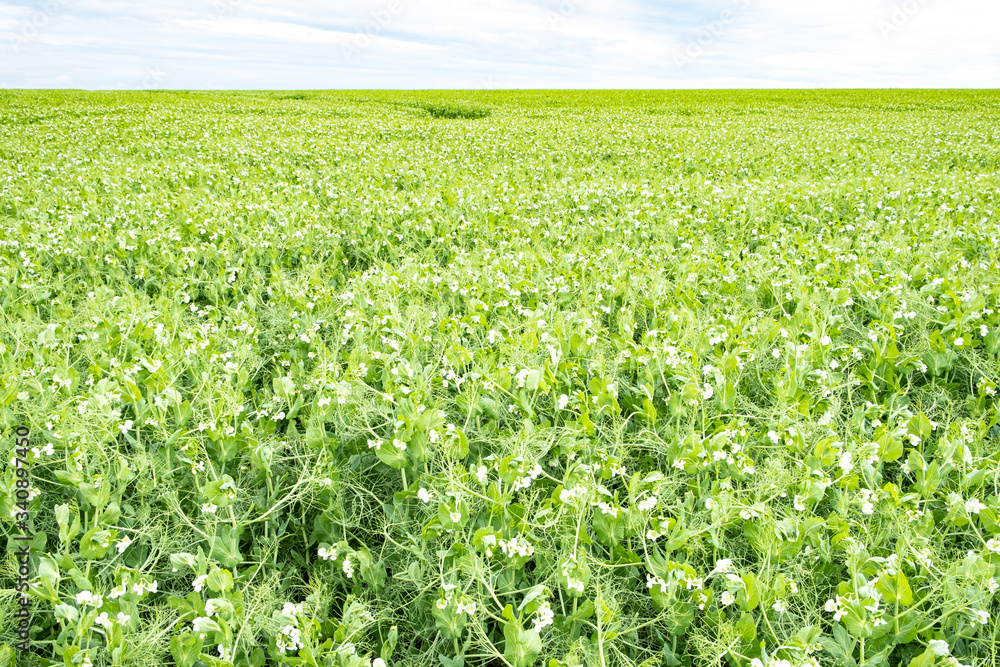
170,632,204,667
205,568,234,593
876,570,913,606
661,641,682,667
738,573,761,611
736,611,756,643
380,625,398,665
524,369,541,391
878,434,903,462
819,637,858,667
375,442,408,469
55,503,80,543
79,526,114,559
203,475,238,508
516,585,548,614
503,623,542,667
210,527,243,567
573,599,595,620
305,420,328,447
894,610,921,644
909,413,933,441
439,654,465,667
273,376,296,401
833,623,854,655
54,603,79,624
908,648,935,667
31,555,60,602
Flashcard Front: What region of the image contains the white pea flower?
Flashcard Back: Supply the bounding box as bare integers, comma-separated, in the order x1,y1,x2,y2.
75,591,101,607
204,598,227,617
713,558,733,573
116,535,133,553
532,601,554,632
929,640,950,656
966,498,986,514
646,574,667,594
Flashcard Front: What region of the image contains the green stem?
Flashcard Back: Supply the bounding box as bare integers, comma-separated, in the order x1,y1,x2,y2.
595,585,607,667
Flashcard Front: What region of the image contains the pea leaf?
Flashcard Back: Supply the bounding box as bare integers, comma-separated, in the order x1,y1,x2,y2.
170,632,204,667
876,570,913,606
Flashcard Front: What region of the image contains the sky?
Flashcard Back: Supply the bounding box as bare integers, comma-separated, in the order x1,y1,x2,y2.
1,0,998,89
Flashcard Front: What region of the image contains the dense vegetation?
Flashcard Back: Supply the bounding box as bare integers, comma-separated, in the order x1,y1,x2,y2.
1,90,1000,667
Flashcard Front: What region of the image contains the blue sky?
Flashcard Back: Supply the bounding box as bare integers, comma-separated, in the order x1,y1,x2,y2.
1,0,998,88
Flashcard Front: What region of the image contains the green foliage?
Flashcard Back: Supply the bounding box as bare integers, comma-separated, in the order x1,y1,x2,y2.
1,89,1000,667
418,103,491,119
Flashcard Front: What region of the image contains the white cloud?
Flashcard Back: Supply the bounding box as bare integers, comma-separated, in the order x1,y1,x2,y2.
0,0,997,87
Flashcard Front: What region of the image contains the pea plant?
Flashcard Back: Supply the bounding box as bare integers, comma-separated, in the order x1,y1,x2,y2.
1,89,999,667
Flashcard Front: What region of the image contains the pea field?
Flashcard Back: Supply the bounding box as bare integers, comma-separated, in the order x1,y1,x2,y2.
2,90,1000,667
